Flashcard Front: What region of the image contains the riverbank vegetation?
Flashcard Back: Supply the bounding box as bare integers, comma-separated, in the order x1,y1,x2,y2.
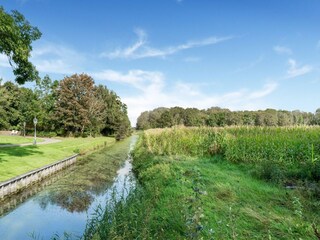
84,126,320,239
0,136,114,182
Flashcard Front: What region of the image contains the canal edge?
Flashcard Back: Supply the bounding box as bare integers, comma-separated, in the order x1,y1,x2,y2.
0,154,79,200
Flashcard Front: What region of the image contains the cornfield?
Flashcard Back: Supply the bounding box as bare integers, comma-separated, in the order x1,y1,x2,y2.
142,126,320,165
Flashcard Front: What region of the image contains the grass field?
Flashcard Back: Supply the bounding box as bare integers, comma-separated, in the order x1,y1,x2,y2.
83,126,320,239
0,135,44,145
0,137,115,182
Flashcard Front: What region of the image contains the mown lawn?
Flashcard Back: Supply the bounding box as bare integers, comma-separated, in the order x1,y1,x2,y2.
0,137,115,182
0,135,44,145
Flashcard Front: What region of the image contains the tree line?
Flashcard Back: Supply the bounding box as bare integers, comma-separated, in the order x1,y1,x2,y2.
136,106,320,130
0,7,131,138
0,74,131,138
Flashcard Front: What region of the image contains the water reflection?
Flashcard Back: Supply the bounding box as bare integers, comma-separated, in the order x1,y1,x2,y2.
0,135,138,239
35,136,136,213
0,167,71,217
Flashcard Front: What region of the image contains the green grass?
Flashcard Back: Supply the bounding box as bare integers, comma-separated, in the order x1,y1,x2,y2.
83,127,320,239
0,135,44,145
84,152,320,239
142,126,320,183
0,137,115,182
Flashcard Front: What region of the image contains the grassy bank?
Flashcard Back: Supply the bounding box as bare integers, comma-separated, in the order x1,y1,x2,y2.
84,127,320,239
0,137,115,182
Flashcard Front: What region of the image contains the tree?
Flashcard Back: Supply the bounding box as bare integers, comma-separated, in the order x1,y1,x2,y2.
18,87,41,130
34,75,59,132
96,85,130,136
184,108,206,126
136,111,151,130
277,110,292,126
0,82,21,129
158,110,173,128
0,6,41,84
0,84,13,129
314,108,320,125
55,74,95,135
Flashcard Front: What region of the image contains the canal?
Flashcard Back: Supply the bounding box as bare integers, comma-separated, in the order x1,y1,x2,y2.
0,135,138,239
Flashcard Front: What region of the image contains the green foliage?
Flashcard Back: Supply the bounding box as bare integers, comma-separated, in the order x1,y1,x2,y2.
83,131,320,239
141,126,320,183
0,74,131,138
136,106,316,130
142,127,227,157
0,6,41,84
55,74,95,134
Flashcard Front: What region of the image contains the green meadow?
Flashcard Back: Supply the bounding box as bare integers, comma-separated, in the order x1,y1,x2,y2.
83,126,320,239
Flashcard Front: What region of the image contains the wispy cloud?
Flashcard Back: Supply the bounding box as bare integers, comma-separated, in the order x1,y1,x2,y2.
93,69,277,125
287,58,313,78
30,42,85,74
273,45,292,55
248,82,278,99
102,29,233,59
92,69,164,92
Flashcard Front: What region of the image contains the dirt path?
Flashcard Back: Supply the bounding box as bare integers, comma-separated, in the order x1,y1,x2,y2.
0,138,61,148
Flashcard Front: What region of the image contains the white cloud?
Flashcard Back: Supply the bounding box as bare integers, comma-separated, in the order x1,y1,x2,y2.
287,58,313,78
273,45,292,55
107,28,147,59
103,29,233,59
1,43,84,76
248,82,278,99
92,69,164,92
30,42,85,74
175,82,200,96
93,69,278,125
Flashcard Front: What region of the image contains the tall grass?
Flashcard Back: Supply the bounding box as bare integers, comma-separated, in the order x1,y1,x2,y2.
142,126,227,156
224,126,320,164
82,127,320,239
142,126,320,182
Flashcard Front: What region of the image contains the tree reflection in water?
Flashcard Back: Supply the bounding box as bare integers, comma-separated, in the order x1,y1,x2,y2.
35,137,133,213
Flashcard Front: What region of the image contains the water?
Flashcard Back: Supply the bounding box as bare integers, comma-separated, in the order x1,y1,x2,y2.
0,135,138,239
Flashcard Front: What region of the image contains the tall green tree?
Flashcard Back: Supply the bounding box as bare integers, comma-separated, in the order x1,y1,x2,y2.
0,82,21,129
34,75,59,132
0,6,41,84
136,111,151,130
55,74,95,134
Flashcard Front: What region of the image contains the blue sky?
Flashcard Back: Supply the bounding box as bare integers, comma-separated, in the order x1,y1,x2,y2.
1,0,320,125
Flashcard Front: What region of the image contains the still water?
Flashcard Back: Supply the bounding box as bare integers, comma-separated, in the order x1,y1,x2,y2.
0,135,138,239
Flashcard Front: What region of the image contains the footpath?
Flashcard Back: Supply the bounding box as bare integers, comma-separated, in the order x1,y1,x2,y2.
0,138,61,148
